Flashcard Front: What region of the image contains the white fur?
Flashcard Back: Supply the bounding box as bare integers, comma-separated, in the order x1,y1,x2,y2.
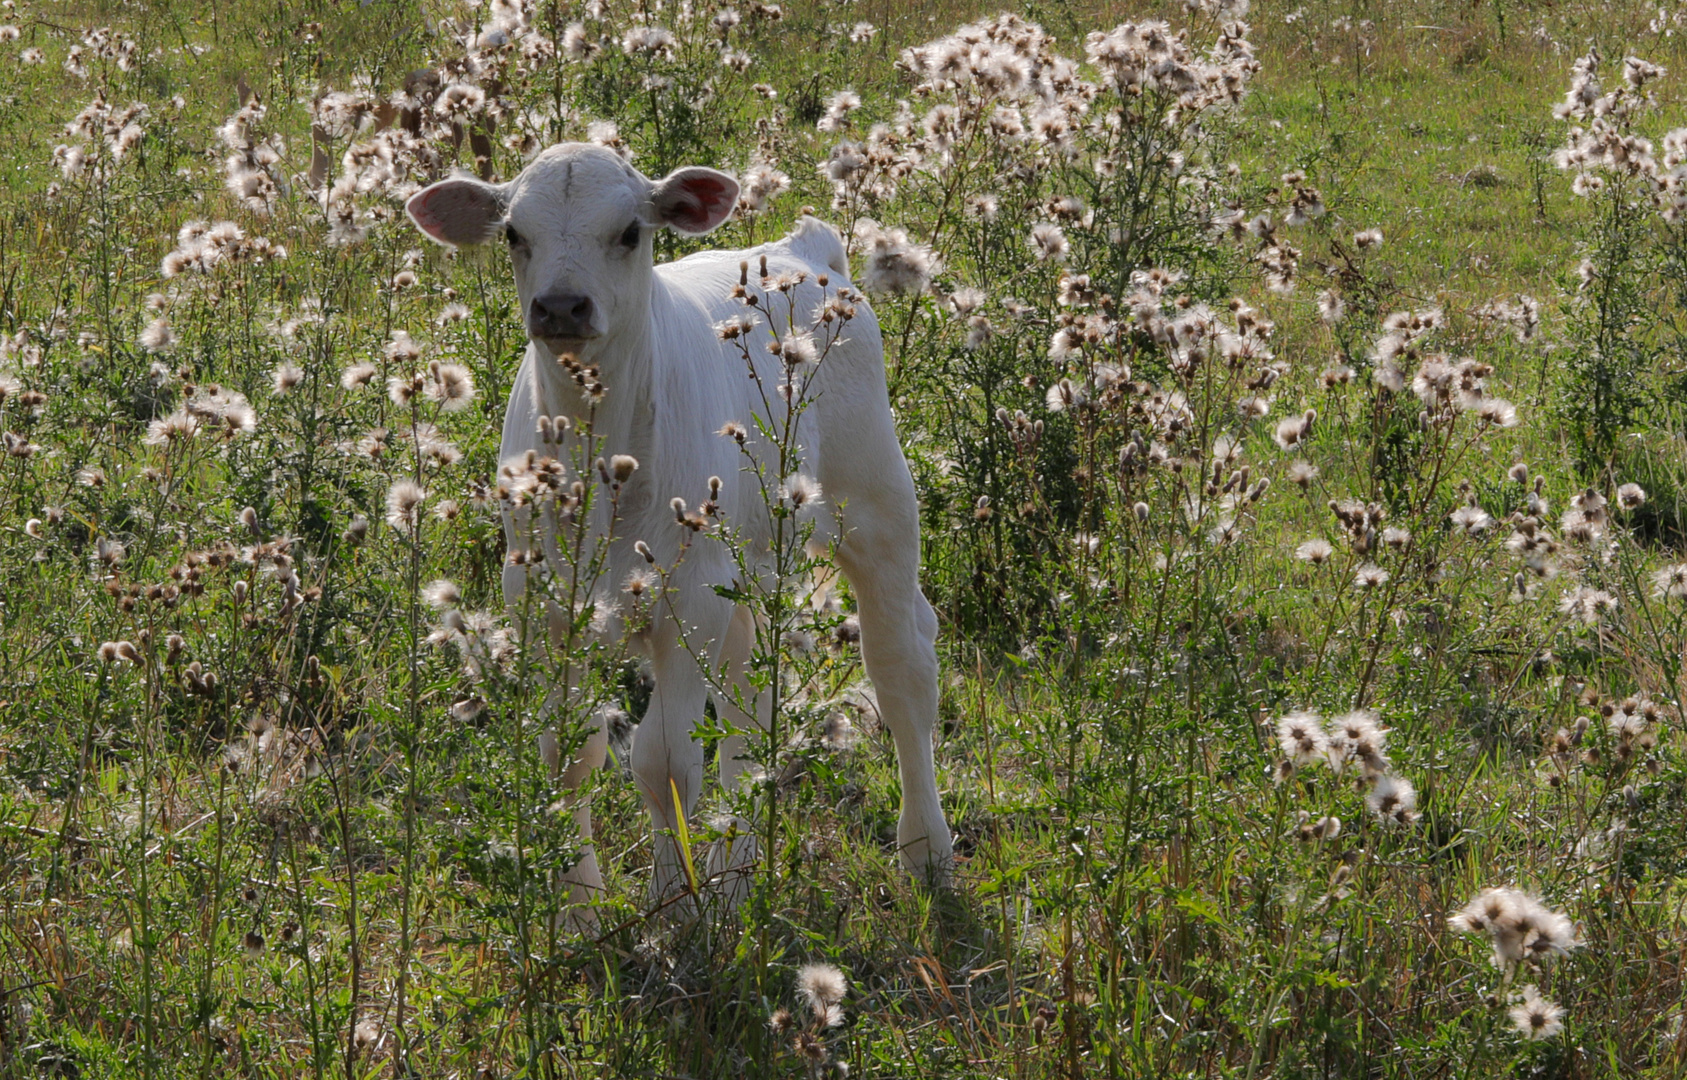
408,144,953,920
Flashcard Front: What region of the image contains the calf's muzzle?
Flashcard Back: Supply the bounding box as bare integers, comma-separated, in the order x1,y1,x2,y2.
529,292,598,341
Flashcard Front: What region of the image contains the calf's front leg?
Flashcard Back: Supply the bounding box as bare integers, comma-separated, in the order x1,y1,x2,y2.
628,607,728,906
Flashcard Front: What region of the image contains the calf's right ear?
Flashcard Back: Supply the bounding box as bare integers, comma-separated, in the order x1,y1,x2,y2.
406,177,508,247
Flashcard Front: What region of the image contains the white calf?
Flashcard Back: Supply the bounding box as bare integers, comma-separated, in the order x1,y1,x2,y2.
406,143,953,914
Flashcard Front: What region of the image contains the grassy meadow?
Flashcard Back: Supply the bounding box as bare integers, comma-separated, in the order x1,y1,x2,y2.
5,0,1687,1076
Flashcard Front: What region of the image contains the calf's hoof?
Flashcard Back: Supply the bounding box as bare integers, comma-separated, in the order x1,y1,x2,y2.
898,823,956,889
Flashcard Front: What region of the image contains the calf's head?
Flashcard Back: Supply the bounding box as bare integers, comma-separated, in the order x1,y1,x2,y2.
406,144,739,356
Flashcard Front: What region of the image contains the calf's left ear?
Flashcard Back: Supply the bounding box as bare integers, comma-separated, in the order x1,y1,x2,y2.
648,167,739,236
407,176,508,248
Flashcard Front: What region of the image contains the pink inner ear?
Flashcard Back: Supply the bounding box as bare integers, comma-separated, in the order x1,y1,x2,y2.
409,185,472,240
670,176,734,230
409,189,447,235
406,180,502,246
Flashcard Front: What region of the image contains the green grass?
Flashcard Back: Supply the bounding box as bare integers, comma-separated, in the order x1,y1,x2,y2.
3,1,1687,1078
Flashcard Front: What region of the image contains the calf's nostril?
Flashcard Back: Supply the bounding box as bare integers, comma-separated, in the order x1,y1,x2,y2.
530,293,597,338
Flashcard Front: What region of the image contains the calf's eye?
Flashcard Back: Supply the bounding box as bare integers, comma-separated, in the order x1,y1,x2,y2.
504,222,522,246
619,221,641,248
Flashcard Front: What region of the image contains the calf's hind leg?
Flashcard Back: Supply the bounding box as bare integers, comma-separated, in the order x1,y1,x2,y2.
834,518,954,885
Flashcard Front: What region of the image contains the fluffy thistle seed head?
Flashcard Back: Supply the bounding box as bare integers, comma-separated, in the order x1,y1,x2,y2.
353,1020,380,1052
1029,221,1069,262
386,479,426,532
854,219,940,295
1558,586,1617,624
780,473,823,509
1275,709,1327,768
1650,563,1687,599
779,331,818,367
1273,412,1313,450
271,364,304,395
422,579,461,610
1295,538,1334,565
796,962,848,1017
139,317,174,353
1366,774,1417,825
341,363,377,390
1508,985,1565,1040
623,567,658,597
1476,398,1519,428
1317,289,1344,324
1450,503,1494,534
425,362,476,410
1355,563,1390,589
